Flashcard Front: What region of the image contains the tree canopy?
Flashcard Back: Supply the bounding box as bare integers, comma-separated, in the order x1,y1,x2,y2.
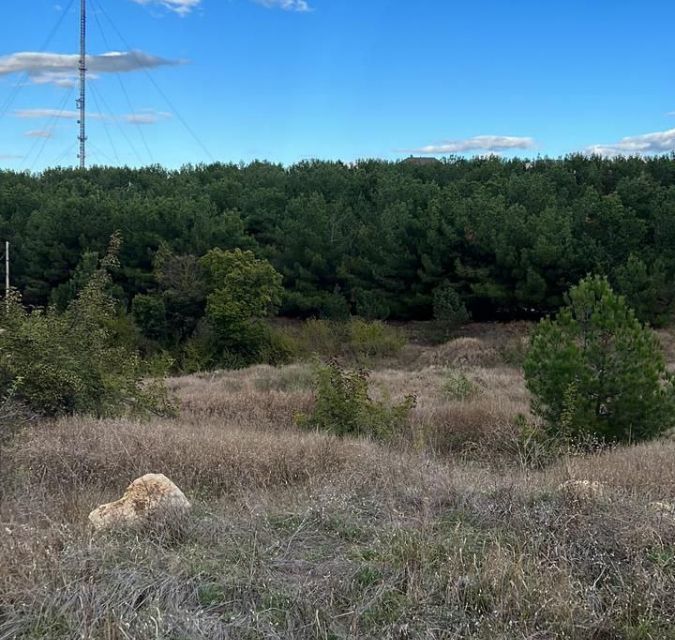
3,154,675,328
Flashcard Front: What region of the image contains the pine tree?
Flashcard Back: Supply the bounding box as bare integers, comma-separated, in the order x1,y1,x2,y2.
524,275,675,443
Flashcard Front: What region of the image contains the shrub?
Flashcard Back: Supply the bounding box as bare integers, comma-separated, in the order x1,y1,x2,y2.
180,319,218,373
347,319,407,359
199,248,284,368
524,275,675,443
296,360,415,439
442,370,478,401
295,318,343,358
433,283,470,334
253,365,314,392
287,318,407,361
0,234,173,418
258,327,299,366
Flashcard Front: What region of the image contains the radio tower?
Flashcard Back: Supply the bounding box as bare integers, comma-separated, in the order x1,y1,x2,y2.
76,0,87,169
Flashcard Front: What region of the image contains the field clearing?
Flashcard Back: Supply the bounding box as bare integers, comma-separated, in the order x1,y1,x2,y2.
3,323,675,639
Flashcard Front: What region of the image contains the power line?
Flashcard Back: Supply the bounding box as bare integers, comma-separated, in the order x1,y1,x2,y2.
25,86,75,171
90,0,153,164
50,141,77,168
90,80,144,165
88,81,121,165
6,0,207,170
89,141,116,165
0,0,77,122
94,0,215,163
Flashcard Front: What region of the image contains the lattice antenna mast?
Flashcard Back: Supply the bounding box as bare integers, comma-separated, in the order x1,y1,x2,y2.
77,0,87,169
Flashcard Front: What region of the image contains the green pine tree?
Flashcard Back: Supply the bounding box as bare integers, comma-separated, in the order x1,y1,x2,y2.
524,275,675,443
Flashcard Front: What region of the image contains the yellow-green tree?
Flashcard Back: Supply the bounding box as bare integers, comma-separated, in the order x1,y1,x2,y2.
198,248,283,367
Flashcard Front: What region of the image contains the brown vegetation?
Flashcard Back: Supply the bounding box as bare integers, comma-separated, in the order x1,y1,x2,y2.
2,323,675,638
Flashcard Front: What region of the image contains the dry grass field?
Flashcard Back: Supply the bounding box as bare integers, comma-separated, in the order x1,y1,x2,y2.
3,323,675,639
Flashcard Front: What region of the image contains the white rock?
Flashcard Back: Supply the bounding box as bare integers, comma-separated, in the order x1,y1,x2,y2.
89,473,191,531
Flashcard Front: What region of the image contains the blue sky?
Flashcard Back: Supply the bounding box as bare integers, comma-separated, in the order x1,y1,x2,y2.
1,0,675,170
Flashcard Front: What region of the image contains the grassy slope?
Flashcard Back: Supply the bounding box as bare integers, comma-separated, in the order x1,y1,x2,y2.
2,324,675,639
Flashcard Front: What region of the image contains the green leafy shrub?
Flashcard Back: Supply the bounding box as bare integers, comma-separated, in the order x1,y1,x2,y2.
257,327,299,366
0,234,173,418
199,248,284,368
296,360,415,439
524,275,675,443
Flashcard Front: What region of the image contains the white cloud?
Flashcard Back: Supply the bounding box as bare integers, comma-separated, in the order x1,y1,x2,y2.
132,0,313,15
122,110,172,124
253,0,312,12
408,135,535,155
24,129,54,138
14,108,171,125
131,0,201,15
0,154,22,160
585,128,675,157
15,109,84,120
28,71,82,88
0,51,181,87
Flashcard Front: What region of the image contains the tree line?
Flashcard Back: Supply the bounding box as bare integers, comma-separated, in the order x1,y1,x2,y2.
2,153,675,335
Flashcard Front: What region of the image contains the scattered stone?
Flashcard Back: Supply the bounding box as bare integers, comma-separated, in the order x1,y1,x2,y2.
89,473,191,531
558,479,607,500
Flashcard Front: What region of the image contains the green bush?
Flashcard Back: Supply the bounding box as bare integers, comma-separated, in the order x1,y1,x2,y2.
258,327,299,366
296,360,415,439
524,275,675,443
199,248,284,368
295,318,343,358
347,318,407,359
433,283,470,334
0,235,173,418
179,319,218,373
442,370,478,401
287,318,407,361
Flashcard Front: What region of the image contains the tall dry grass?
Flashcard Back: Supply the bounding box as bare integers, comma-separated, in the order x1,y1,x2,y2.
3,323,675,638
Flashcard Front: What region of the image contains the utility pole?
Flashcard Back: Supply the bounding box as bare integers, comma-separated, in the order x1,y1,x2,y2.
4,241,8,309
77,0,87,169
